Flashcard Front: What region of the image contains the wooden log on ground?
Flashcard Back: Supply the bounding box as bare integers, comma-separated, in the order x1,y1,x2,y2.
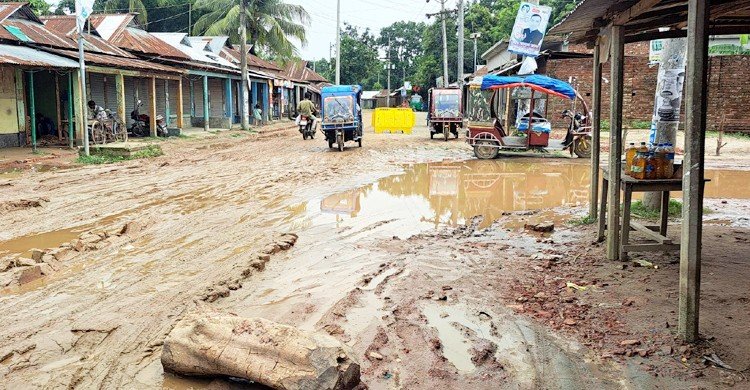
161,313,360,390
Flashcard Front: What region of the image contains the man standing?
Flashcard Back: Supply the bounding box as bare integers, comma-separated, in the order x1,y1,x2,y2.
521,14,545,45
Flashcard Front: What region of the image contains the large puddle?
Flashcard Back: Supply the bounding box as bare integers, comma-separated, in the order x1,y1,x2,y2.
296,159,750,234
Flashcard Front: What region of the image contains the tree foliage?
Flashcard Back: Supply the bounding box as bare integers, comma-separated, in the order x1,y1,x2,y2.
330,24,381,89
193,0,308,58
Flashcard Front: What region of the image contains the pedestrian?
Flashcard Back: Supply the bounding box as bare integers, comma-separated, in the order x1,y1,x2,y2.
253,104,262,126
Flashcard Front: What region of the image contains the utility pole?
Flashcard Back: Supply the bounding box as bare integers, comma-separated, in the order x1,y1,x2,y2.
456,0,464,88
426,0,452,86
188,2,191,34
239,0,249,130
77,22,89,155
386,36,392,107
470,32,481,71
335,0,341,84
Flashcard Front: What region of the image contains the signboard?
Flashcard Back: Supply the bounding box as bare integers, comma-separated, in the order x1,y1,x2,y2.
649,40,663,64
508,2,552,58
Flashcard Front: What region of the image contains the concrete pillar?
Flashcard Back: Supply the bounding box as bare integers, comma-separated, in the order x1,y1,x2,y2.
115,73,126,142
149,77,157,137
679,0,710,343
606,25,625,261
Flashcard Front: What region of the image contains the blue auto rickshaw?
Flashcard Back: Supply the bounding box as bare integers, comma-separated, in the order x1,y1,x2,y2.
321,85,363,151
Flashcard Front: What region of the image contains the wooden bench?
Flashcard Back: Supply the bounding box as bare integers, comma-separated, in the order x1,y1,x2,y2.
716,117,750,155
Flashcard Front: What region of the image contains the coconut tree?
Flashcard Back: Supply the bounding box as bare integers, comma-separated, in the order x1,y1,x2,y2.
193,0,309,58
102,0,149,25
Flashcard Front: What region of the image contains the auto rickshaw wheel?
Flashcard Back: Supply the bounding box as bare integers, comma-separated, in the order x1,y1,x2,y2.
358,139,362,147
337,132,344,152
474,140,499,160
328,139,334,148
574,136,592,158
303,133,308,140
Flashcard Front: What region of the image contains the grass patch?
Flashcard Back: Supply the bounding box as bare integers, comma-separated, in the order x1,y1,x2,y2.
631,199,682,220
230,133,246,138
77,145,163,165
600,120,610,131
629,120,652,129
569,215,597,226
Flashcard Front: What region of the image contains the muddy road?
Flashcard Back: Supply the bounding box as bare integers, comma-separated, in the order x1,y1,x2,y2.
2,112,749,389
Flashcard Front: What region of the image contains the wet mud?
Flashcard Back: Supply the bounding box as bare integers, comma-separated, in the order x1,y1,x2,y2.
2,112,749,388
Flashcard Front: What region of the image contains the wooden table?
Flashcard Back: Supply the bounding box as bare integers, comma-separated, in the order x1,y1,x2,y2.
598,166,692,259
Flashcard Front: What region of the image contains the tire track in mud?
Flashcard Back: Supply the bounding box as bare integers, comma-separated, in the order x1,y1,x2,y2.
0,120,471,388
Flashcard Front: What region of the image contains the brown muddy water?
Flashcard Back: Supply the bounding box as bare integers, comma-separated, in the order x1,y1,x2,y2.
289,159,750,235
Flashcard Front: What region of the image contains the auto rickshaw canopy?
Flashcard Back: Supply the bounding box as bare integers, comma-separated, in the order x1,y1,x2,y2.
481,74,576,100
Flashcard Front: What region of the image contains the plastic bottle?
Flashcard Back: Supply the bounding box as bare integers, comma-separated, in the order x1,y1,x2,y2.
664,142,675,179
625,142,636,175
631,150,647,180
645,151,657,180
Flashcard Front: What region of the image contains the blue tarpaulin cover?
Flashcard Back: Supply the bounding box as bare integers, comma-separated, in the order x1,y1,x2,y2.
481,74,576,100
322,85,362,95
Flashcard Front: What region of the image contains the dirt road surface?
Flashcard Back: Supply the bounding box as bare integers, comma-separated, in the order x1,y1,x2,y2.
1,111,749,389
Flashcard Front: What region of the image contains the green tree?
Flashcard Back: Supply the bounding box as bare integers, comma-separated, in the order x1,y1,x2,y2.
193,0,308,58
331,24,380,89
100,0,149,25
378,21,426,88
28,0,51,15
53,0,75,15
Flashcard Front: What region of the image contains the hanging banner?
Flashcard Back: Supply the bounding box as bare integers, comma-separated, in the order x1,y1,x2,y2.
649,39,687,146
75,0,94,31
649,39,663,64
508,2,552,58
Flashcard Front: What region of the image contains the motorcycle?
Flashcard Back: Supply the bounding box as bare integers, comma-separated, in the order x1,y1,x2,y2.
299,114,315,140
130,100,168,137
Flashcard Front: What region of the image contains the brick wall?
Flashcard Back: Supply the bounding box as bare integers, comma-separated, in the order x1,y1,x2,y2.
541,44,749,132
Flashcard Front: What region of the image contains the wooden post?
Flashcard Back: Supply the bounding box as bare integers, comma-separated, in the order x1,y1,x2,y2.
28,71,37,152
149,77,157,137
679,0,710,343
176,78,184,129
607,25,625,261
115,73,126,142
203,75,209,131
165,79,170,127
590,39,603,220
55,73,62,142
67,73,74,147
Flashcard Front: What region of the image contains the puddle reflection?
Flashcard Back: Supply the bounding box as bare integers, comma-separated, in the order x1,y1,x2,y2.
316,159,591,230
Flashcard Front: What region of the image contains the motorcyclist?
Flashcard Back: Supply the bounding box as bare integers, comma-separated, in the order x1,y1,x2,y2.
296,92,318,130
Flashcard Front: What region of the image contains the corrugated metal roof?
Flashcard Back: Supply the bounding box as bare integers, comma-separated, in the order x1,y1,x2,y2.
151,33,239,74
44,47,184,74
37,15,137,58
0,43,78,67
282,60,328,83
0,2,38,24
220,46,284,78
87,14,191,60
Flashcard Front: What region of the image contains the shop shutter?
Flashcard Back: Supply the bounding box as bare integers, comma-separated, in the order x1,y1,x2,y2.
102,74,118,112
168,79,179,125
193,78,204,117
182,78,191,117
87,73,106,112
155,78,167,119
208,78,224,117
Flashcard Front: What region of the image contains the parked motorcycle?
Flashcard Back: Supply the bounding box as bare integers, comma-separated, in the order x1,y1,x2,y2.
130,100,168,137
299,115,315,140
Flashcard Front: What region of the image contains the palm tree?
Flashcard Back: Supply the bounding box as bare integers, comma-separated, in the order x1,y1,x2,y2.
193,0,309,58
102,0,148,25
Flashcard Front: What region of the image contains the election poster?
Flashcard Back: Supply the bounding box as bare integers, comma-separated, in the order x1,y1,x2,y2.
508,2,552,58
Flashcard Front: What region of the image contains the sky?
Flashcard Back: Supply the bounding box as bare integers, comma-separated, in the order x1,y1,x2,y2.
287,0,446,60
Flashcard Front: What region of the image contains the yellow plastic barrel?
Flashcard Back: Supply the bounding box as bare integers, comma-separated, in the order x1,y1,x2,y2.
372,108,415,134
